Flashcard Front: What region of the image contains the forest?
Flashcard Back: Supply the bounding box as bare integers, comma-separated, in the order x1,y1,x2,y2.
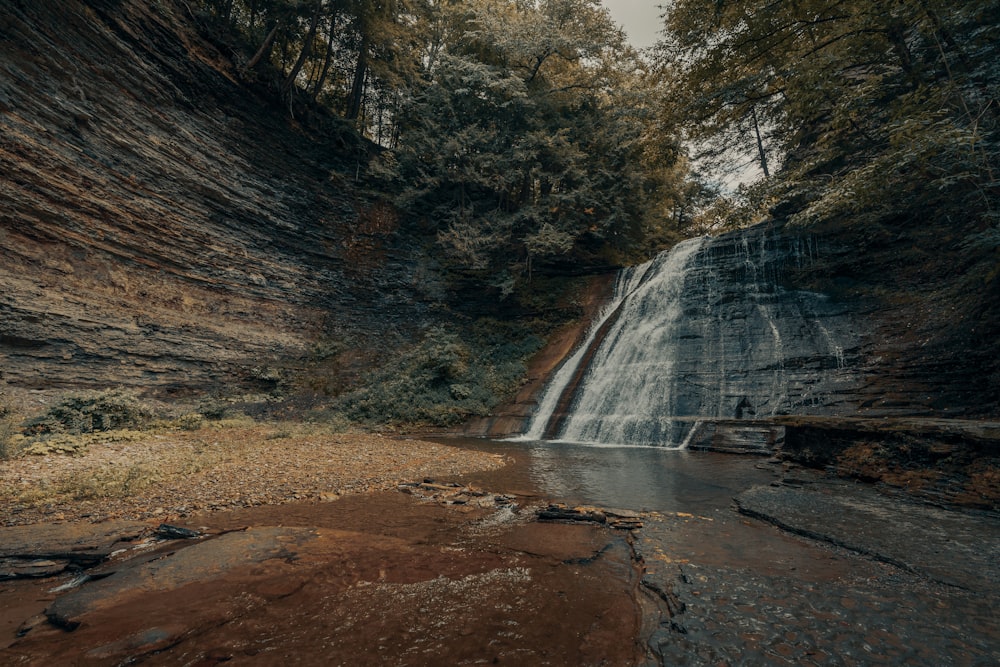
3,2,1000,662
194,0,999,289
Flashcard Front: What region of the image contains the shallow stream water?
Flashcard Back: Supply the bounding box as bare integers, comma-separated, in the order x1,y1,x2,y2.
448,436,778,516
447,437,1000,666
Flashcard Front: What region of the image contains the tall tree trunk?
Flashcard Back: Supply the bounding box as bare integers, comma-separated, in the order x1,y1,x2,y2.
283,0,324,95
246,22,279,71
248,0,262,31
312,10,339,101
347,34,370,120
222,0,235,26
751,105,770,178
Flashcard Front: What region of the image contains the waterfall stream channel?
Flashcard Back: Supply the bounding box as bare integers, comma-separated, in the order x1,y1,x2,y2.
450,435,999,664
457,233,1000,663
519,233,860,450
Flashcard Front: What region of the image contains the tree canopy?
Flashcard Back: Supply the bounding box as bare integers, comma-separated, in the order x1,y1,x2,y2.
195,0,693,294
658,0,1000,231
378,0,688,291
196,0,999,286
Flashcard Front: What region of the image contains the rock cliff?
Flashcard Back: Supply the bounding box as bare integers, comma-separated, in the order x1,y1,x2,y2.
0,0,431,395
2,0,997,425
783,216,1000,419
670,219,1000,420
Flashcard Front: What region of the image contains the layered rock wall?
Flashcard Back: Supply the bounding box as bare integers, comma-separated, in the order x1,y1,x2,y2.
0,0,428,393
503,217,999,441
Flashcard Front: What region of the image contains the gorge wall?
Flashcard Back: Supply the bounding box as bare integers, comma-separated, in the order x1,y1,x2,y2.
2,0,997,426
0,0,436,396
481,216,1000,440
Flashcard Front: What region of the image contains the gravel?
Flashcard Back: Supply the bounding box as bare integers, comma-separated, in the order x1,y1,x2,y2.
0,424,505,526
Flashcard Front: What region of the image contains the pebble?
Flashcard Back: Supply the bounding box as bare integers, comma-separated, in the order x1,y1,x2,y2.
1,430,503,526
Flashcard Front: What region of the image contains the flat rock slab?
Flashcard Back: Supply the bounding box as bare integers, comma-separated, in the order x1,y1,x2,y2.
735,480,1000,591
46,526,319,629
0,521,150,560
2,491,643,667
0,521,150,577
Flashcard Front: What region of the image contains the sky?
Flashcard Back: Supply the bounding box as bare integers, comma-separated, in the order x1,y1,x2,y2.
602,1,763,188
601,0,664,49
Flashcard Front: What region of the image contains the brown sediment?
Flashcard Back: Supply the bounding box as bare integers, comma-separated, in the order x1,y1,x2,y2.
0,428,647,665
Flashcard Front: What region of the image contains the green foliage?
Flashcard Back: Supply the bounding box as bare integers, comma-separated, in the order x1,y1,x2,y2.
333,321,543,427
194,0,427,133
380,0,689,291
191,0,699,276
0,401,23,460
174,413,208,431
56,463,161,500
24,389,152,436
658,0,1000,233
17,431,146,458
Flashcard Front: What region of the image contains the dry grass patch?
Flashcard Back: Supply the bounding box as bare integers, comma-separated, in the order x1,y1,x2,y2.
0,422,504,526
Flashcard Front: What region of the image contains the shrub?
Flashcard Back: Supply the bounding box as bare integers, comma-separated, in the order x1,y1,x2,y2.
333,320,543,427
0,402,24,460
24,389,152,436
175,413,207,431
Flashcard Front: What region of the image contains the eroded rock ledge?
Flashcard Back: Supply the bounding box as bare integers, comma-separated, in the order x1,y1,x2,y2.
0,0,428,394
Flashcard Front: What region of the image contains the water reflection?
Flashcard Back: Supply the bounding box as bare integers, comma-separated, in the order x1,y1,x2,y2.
515,441,777,513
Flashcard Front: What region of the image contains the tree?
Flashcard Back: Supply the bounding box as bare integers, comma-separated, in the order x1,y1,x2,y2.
381,0,689,293
657,0,1000,230
192,0,697,270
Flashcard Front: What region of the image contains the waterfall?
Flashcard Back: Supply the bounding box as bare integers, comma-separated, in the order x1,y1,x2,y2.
517,253,660,441
520,231,860,447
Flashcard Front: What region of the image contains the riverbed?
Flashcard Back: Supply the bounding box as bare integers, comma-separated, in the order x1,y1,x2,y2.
452,437,1000,665
2,436,998,665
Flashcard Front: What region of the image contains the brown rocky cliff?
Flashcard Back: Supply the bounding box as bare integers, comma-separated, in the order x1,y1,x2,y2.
785,218,1000,419
0,0,427,394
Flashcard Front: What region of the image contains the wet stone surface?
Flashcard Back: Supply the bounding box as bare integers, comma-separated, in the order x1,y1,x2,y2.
735,475,1000,591
636,501,1000,666
455,439,1000,666
1,487,645,666
647,555,997,665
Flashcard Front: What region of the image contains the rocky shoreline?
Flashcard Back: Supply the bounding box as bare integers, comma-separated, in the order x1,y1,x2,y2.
0,425,504,527
0,429,648,665
3,428,999,665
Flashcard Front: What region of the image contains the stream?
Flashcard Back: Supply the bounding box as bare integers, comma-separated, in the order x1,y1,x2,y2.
450,437,1000,666
2,436,996,665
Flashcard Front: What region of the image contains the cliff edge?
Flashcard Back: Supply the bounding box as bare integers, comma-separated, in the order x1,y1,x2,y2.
1,0,427,396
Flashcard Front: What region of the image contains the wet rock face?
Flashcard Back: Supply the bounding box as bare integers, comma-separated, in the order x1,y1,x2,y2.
681,219,1000,421
777,416,1000,510
0,0,430,393
665,229,864,419
533,218,999,446
541,231,868,446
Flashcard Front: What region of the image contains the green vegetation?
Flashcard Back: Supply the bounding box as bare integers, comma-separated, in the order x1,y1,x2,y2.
195,0,693,292
0,401,22,460
332,320,544,427
657,0,999,233
379,0,687,287
24,389,152,436
0,390,263,460
194,0,998,282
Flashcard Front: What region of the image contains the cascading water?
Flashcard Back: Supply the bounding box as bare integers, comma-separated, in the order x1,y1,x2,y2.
518,255,659,441
520,230,861,447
